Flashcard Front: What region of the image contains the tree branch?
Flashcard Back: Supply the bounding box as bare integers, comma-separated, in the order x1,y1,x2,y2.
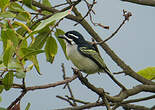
7,90,27,110
61,63,77,106
122,95,155,104
73,69,155,102
55,101,106,110
121,0,155,7
122,103,150,110
13,75,77,91
56,95,75,106
112,95,155,109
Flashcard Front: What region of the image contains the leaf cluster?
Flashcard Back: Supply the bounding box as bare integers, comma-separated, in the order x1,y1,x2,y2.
0,0,71,109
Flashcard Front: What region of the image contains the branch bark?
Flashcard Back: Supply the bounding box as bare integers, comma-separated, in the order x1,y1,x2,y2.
7,90,27,110
55,101,105,110
56,69,155,110
73,70,155,102
121,0,155,7
13,75,78,91
122,104,150,110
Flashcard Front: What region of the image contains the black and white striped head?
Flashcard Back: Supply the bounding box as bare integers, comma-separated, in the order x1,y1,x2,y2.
59,31,86,45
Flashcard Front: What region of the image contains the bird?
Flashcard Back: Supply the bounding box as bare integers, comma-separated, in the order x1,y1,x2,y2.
58,30,111,75
59,30,126,90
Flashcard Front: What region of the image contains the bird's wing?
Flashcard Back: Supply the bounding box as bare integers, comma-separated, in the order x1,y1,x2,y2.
78,46,110,72
87,41,101,56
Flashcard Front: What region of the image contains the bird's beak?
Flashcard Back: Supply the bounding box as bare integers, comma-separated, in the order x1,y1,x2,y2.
58,35,66,39
58,35,72,45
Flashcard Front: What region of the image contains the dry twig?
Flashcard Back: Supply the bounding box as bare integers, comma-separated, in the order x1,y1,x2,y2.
97,10,132,44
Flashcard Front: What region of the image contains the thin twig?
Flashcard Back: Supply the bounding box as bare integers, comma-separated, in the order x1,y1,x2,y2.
97,10,132,44
89,11,109,30
30,12,45,16
52,2,69,8
61,63,77,106
113,71,125,75
106,71,127,90
56,95,74,106
101,95,112,110
55,101,110,110
13,75,78,91
122,95,155,104
74,0,96,26
60,0,82,12
22,78,26,89
66,96,90,104
0,68,7,77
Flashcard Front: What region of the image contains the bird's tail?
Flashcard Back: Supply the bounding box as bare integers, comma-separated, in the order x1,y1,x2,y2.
104,68,126,90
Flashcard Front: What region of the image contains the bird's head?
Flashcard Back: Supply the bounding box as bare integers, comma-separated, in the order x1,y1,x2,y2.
59,31,86,45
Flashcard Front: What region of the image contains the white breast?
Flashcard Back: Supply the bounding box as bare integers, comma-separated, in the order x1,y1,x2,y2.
66,44,100,74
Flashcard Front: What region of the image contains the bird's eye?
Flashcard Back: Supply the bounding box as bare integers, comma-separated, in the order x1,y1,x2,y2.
68,33,79,39
63,35,74,45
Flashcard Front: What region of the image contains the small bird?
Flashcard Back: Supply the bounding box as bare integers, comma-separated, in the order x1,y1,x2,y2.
59,30,126,90
58,30,110,75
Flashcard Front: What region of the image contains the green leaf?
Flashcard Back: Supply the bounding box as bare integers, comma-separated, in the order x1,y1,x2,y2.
23,0,36,10
0,96,2,103
16,11,31,22
42,0,52,7
45,36,58,63
6,29,19,47
20,47,42,74
16,22,37,36
1,28,19,50
0,58,22,70
8,60,22,70
0,0,9,12
3,40,14,67
25,102,31,110
17,39,28,58
0,56,3,66
0,60,2,65
15,70,26,79
0,12,16,18
28,55,41,75
1,29,8,51
55,29,68,60
137,67,155,80
30,27,50,49
9,2,24,12
0,107,7,110
0,37,2,41
21,48,44,59
2,71,14,91
16,26,27,36
23,0,32,8
41,0,52,15
0,85,4,93
34,8,72,31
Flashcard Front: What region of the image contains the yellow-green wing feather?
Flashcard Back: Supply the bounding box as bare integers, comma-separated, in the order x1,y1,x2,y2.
79,47,108,70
